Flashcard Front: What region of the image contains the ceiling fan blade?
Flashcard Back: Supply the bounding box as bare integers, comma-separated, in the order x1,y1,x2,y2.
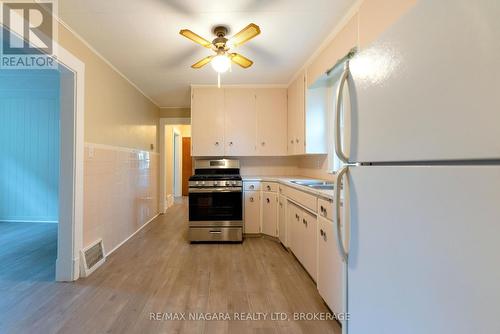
179,29,212,48
230,23,261,47
191,55,214,69
229,53,253,68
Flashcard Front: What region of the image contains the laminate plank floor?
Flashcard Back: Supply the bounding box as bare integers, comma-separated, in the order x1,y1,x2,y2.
0,199,341,334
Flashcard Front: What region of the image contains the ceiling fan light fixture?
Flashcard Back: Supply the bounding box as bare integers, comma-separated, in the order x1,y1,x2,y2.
211,54,231,73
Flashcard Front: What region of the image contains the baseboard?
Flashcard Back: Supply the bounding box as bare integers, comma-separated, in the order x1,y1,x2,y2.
105,213,160,257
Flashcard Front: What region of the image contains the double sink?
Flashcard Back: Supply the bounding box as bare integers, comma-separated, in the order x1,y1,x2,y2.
290,180,334,191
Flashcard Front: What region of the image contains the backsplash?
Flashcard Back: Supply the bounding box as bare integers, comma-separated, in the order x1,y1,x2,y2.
297,155,334,180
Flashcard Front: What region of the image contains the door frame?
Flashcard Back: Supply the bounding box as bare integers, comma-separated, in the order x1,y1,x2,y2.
55,46,85,282
159,118,190,213
172,128,182,197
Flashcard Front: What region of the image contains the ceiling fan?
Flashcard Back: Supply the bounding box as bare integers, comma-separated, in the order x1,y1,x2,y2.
179,23,261,75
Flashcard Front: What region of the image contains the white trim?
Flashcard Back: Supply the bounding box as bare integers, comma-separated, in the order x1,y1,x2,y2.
172,129,182,197
105,214,160,257
56,18,160,108
287,0,364,86
161,117,191,125
55,45,85,282
166,194,175,209
84,142,159,155
190,84,288,88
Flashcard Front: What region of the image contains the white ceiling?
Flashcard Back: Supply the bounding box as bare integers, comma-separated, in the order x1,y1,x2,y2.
59,0,355,107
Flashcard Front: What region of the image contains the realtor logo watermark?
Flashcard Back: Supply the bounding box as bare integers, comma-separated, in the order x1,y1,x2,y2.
0,0,58,69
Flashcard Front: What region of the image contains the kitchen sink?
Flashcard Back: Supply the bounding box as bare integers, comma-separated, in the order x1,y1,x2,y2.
290,180,334,190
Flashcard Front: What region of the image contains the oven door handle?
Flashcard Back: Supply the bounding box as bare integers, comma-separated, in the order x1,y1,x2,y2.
189,187,242,193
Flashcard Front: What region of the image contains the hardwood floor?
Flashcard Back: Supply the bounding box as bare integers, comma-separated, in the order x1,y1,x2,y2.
0,200,341,334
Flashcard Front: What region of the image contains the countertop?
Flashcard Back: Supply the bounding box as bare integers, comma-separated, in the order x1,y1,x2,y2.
241,175,335,200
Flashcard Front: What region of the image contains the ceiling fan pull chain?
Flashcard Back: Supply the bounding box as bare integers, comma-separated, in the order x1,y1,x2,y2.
218,72,221,88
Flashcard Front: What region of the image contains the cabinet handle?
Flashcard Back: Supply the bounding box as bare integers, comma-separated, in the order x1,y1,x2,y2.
279,202,283,207
266,198,270,203
229,141,234,146
261,141,266,146
320,229,324,236
249,185,254,190
250,197,254,202
290,140,294,144
296,138,299,143
215,141,220,146
295,214,299,220
266,185,271,191
302,218,307,226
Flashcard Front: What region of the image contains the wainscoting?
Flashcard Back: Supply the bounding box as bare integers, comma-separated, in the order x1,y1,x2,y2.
83,144,159,254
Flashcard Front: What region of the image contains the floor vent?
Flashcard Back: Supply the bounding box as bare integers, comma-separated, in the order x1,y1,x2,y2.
80,239,105,277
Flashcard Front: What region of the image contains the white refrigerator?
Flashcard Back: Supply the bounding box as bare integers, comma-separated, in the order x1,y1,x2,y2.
333,0,500,333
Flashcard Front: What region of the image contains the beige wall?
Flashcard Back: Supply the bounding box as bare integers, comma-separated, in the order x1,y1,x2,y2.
160,107,191,119
59,24,160,152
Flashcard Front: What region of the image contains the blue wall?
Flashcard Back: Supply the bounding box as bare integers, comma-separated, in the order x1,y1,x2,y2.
0,70,60,222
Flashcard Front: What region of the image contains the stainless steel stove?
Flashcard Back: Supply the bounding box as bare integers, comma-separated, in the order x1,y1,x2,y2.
188,159,243,242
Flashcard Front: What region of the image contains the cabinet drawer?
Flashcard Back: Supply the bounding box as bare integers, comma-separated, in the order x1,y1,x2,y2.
244,181,261,191
262,182,278,192
282,185,318,212
318,197,334,221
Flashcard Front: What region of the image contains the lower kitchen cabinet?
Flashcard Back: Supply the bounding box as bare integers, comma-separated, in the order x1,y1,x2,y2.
317,215,344,315
262,192,278,237
288,201,318,281
244,191,260,234
301,209,318,281
278,195,287,245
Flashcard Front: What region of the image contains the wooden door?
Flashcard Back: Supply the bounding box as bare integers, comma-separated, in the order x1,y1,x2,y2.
256,88,287,156
191,87,225,156
224,88,256,156
181,137,192,196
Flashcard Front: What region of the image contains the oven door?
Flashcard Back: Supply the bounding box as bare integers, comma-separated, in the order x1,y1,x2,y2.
188,187,243,224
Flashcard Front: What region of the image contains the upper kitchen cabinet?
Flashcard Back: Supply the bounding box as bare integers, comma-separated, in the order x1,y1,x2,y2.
191,86,288,157
224,88,257,156
358,0,417,49
256,88,287,156
191,87,225,156
287,72,306,155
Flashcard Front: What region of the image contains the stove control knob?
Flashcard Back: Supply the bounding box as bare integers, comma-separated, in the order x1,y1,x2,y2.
214,181,218,186
195,181,200,185
232,181,237,186
201,181,205,185
226,181,230,186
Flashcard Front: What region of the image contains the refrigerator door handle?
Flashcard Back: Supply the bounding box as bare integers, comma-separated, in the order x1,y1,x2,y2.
335,166,349,263
335,61,350,164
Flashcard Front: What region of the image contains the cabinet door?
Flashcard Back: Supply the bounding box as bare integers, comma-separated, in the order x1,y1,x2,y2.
278,195,287,245
244,191,260,234
318,216,344,314
191,87,225,156
295,72,306,154
262,192,278,237
287,73,306,155
256,88,287,156
224,88,256,156
301,209,317,281
287,202,302,256
287,80,297,155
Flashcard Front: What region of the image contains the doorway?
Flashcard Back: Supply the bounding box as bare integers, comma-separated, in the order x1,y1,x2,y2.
159,119,192,212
